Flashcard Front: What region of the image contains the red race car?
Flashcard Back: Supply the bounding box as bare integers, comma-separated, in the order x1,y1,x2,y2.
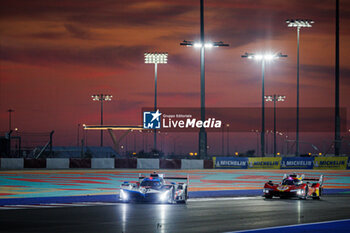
263,173,324,199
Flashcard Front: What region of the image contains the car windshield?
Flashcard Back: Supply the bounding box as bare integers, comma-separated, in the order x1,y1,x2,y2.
140,180,161,187
282,178,300,185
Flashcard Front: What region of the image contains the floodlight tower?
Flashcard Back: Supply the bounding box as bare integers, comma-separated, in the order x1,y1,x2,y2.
7,109,14,131
241,52,287,157
265,94,286,157
144,52,168,152
91,94,112,147
180,0,229,159
286,19,314,156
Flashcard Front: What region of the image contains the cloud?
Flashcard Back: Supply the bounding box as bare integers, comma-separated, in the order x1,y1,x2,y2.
0,45,149,68
0,0,194,28
301,64,350,86
64,24,92,40
29,32,66,40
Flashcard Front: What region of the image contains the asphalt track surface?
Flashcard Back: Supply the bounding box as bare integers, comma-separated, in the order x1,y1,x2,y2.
1,196,350,233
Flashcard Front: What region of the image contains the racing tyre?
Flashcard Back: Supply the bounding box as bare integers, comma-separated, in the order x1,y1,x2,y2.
177,187,188,204
264,195,273,199
169,187,176,204
312,188,321,200
301,187,308,200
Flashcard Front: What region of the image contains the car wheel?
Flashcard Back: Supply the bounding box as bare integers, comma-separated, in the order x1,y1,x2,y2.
168,187,175,204
264,195,273,199
177,187,188,204
303,187,308,200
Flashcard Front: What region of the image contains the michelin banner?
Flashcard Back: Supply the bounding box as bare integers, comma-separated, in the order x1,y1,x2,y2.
213,157,248,169
280,157,314,169
213,157,349,169
313,157,348,170
248,157,281,169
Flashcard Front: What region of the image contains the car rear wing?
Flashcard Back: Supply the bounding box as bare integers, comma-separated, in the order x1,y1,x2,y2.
163,174,190,186
304,175,324,185
164,175,190,186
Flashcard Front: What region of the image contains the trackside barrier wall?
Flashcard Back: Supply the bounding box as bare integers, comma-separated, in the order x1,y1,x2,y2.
47,158,70,169
70,158,91,168
160,159,181,169
1,158,24,169
115,158,137,168
137,158,159,169
24,158,46,168
181,159,204,169
214,157,350,169
91,158,115,169
204,160,213,169
1,158,349,169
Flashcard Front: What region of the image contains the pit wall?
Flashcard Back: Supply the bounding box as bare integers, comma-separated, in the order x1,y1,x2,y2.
0,158,212,170
213,157,350,169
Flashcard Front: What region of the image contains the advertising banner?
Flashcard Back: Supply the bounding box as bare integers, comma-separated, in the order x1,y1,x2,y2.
313,157,348,170
248,157,281,169
280,157,314,169
214,157,248,169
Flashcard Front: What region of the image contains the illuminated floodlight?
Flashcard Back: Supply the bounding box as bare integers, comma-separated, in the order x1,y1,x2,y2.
265,95,273,102
180,40,228,48
286,19,314,28
144,52,168,64
91,94,112,101
264,54,275,60
277,95,286,101
265,95,286,102
241,52,287,61
255,54,263,60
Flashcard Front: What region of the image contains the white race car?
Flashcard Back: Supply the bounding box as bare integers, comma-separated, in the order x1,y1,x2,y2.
119,172,189,204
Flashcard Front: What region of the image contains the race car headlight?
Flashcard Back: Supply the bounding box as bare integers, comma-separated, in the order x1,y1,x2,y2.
263,189,270,193
159,190,170,202
297,189,303,195
120,189,128,200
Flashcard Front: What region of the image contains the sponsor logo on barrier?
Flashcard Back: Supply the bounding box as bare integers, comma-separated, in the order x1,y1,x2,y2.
347,158,350,170
280,157,314,169
214,157,248,169
248,158,281,169
313,157,348,170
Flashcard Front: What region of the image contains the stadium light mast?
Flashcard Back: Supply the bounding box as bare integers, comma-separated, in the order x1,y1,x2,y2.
265,94,286,157
144,52,168,152
180,0,229,159
241,52,287,157
7,109,14,131
286,19,314,156
335,0,341,156
91,94,112,147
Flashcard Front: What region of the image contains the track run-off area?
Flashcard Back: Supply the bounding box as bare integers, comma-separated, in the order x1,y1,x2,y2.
1,196,350,233
0,169,350,232
0,169,350,202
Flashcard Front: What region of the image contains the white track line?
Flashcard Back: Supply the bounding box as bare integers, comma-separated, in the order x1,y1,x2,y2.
226,218,350,233
188,196,261,202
